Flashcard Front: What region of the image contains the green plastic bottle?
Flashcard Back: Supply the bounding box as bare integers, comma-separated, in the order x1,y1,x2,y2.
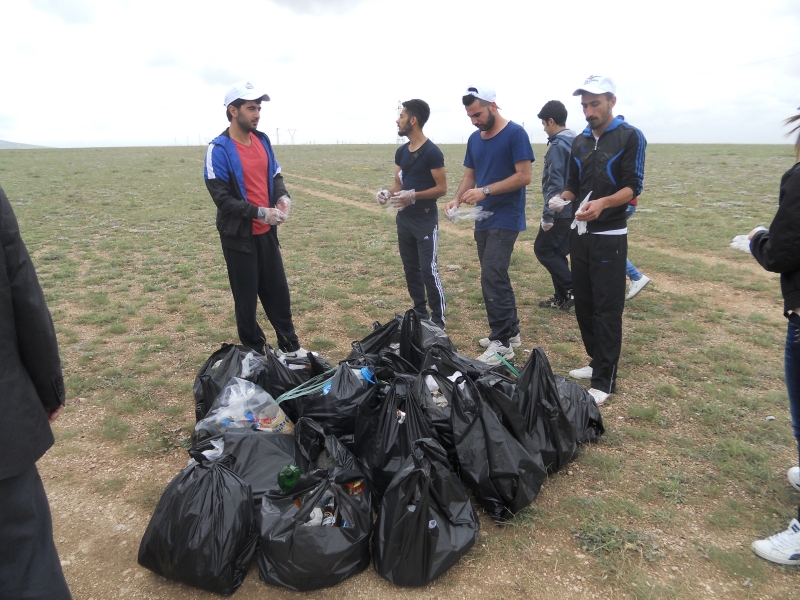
278,464,302,493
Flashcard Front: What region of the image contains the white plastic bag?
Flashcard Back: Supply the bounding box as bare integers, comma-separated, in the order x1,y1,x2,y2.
195,377,294,438
445,205,494,223
730,227,766,253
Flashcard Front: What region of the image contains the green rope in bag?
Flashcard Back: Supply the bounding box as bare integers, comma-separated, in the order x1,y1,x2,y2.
493,353,519,378
275,367,338,404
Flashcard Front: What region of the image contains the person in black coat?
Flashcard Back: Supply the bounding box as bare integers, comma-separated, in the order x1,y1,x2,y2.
749,109,800,565
0,185,71,598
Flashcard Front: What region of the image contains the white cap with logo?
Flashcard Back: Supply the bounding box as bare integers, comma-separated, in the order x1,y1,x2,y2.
224,81,270,107
573,75,616,97
464,85,496,104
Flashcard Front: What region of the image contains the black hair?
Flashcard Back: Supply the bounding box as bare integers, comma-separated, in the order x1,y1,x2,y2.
402,99,431,128
537,100,568,126
462,93,490,108
226,98,248,122
786,111,800,160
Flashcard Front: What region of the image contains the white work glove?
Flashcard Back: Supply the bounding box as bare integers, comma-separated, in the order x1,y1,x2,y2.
548,195,571,213
390,189,416,210
257,206,287,226
540,218,554,232
376,189,391,205
276,195,291,219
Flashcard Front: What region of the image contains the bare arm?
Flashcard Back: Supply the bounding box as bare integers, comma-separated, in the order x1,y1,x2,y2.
414,167,447,201
446,167,477,211
460,160,532,205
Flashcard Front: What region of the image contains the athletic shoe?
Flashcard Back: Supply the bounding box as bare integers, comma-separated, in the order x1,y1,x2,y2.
626,275,651,300
561,292,575,312
479,333,521,349
569,366,593,379
538,295,568,309
476,340,515,365
588,388,611,406
788,467,800,492
277,347,309,359
752,519,800,565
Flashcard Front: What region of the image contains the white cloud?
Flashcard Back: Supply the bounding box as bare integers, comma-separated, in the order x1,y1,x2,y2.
29,0,95,24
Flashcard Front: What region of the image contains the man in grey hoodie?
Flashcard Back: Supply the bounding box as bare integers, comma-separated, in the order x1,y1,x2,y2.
534,100,576,310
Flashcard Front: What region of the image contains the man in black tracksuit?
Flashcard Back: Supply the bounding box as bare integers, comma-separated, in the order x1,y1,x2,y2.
553,75,646,405
204,81,306,357
376,99,447,327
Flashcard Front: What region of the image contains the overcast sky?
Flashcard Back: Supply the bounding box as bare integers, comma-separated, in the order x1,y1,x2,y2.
1,0,798,148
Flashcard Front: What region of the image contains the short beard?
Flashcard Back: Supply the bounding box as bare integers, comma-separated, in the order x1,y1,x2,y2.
236,112,256,133
398,123,412,138
477,110,496,131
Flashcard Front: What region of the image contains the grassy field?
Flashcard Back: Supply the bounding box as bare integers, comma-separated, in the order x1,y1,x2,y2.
1,141,798,599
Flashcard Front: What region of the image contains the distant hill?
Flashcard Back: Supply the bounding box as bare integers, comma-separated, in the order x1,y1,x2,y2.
0,139,48,150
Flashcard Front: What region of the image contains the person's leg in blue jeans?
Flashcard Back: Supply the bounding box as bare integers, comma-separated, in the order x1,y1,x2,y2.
625,204,650,299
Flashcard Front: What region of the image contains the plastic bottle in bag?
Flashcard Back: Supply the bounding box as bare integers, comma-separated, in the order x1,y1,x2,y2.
256,402,294,434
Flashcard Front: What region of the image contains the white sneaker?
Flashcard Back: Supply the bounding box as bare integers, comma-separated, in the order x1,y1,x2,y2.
476,340,514,365
626,275,651,300
277,347,309,359
788,467,800,492
752,519,800,565
569,366,593,379
479,333,521,349
588,388,611,406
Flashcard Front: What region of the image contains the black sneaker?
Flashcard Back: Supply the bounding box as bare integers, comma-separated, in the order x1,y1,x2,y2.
561,293,575,312
538,295,566,309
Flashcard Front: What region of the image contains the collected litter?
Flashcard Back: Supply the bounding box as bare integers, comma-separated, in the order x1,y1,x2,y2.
142,315,605,594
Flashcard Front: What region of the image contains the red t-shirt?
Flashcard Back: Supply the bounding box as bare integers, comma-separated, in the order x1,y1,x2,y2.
233,132,271,234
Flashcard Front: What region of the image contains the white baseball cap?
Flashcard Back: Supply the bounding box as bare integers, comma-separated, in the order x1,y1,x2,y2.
464,85,496,104
224,81,270,107
573,75,616,96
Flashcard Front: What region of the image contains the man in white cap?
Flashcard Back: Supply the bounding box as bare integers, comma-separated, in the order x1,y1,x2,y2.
549,75,646,405
204,81,307,357
446,85,534,365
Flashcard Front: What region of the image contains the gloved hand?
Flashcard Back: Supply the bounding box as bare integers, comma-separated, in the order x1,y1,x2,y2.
276,195,291,219
257,206,287,226
540,218,554,232
376,189,391,205
548,195,571,213
390,189,416,210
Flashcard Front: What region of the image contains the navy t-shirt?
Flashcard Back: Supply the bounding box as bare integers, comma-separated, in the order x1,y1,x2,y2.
463,121,534,231
395,139,445,217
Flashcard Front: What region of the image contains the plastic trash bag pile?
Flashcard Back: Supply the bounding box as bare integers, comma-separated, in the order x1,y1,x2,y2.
138,309,604,594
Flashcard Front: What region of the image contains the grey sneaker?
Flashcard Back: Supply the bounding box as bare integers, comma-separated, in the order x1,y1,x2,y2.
626,275,651,300
277,347,309,359
588,388,611,406
479,333,521,349
569,365,593,379
476,340,514,365
789,467,800,492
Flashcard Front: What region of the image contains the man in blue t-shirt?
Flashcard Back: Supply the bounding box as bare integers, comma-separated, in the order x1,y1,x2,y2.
446,85,534,364
376,99,447,326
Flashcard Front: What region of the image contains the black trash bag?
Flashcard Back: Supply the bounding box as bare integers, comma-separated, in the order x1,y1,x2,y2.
279,350,334,383
451,374,546,522
137,453,258,595
261,347,308,421
555,374,605,444
412,369,456,467
190,430,298,507
511,348,578,473
373,438,479,586
399,310,456,371
282,364,377,443
353,375,433,504
347,316,401,360
193,344,275,422
257,469,372,591
420,343,512,381
376,349,419,378
294,417,364,475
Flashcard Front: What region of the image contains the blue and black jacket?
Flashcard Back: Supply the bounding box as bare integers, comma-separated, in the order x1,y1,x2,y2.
204,128,289,253
565,116,646,233
542,128,576,221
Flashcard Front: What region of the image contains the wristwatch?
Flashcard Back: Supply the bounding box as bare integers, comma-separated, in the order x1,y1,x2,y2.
482,186,491,196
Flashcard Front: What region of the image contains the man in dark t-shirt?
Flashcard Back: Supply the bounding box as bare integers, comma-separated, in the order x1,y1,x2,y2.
446,85,534,365
376,99,447,326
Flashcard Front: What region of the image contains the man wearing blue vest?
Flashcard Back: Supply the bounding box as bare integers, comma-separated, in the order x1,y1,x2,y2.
204,81,306,358
446,85,534,365
552,75,646,405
